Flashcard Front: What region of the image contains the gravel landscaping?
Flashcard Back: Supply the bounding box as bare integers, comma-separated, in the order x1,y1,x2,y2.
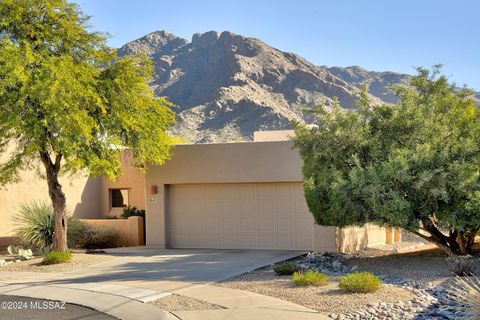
147,294,224,311
219,248,480,320
0,253,115,273
218,264,414,315
345,247,455,283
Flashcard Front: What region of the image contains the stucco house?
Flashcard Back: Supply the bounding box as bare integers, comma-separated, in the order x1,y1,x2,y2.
0,130,394,252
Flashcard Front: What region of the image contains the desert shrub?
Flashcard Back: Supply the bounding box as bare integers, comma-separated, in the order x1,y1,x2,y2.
67,219,90,249
292,270,330,286
42,250,72,265
14,201,54,248
293,67,480,256
448,255,478,276
121,206,145,219
77,225,117,249
14,201,84,248
449,275,480,318
274,262,301,275
339,272,382,293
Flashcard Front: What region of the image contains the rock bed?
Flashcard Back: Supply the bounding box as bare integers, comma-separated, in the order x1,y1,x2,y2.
0,256,32,267
330,279,473,320
297,252,473,320
219,264,413,315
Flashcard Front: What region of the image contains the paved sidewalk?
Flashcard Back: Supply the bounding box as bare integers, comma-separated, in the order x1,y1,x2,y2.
173,284,313,311
47,282,170,302
0,283,174,320
174,309,330,320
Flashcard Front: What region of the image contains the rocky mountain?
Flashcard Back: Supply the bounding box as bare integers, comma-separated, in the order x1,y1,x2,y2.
116,31,412,142
326,66,411,104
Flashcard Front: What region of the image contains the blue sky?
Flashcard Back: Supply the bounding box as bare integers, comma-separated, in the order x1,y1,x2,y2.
78,0,479,89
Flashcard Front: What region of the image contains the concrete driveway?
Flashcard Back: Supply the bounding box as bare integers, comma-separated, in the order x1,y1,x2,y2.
0,249,330,320
59,248,304,284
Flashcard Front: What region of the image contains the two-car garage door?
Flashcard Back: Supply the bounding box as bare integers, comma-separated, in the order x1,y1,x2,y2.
166,183,315,250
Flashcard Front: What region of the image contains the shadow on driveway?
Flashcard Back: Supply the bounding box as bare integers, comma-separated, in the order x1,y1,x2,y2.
29,249,305,286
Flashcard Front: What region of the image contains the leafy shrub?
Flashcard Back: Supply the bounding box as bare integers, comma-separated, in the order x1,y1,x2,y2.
292,67,480,256
448,255,478,276
42,250,72,265
339,272,382,293
67,218,89,248
274,262,301,275
292,270,330,286
76,225,117,249
13,201,84,248
449,275,480,318
121,206,145,219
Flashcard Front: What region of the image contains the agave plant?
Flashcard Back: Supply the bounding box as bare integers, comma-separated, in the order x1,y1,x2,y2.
13,201,86,249
448,255,478,276
13,201,55,248
449,275,480,319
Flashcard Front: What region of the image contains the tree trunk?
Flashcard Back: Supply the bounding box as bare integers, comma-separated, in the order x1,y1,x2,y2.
413,230,453,255
40,151,68,252
416,219,477,256
466,232,476,254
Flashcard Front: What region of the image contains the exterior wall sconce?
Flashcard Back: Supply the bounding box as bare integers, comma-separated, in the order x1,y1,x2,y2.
150,185,158,195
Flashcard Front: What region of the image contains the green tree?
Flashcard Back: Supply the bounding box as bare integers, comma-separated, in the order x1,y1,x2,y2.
294,66,480,255
0,0,177,251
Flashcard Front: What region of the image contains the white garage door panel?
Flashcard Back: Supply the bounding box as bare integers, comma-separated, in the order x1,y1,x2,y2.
167,183,314,250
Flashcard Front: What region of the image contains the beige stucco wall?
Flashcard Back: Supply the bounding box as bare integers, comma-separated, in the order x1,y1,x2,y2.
1,140,388,252
0,166,103,237
145,141,337,250
253,130,295,142
81,216,145,247
0,151,145,238
99,152,146,218
337,224,387,253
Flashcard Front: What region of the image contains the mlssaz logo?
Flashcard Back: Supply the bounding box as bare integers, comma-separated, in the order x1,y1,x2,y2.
29,301,66,310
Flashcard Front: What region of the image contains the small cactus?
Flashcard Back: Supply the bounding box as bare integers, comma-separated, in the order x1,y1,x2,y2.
36,246,52,256
7,245,19,255
7,245,33,261
18,248,33,258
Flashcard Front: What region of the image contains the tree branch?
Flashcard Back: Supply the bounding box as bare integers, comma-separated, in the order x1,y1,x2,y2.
412,230,452,255
421,218,449,243
54,153,62,172
39,150,53,168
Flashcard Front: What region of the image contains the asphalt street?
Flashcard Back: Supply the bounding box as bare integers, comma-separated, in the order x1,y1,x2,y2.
0,294,117,320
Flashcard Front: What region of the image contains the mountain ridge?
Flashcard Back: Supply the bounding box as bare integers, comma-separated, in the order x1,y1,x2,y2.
117,30,473,143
